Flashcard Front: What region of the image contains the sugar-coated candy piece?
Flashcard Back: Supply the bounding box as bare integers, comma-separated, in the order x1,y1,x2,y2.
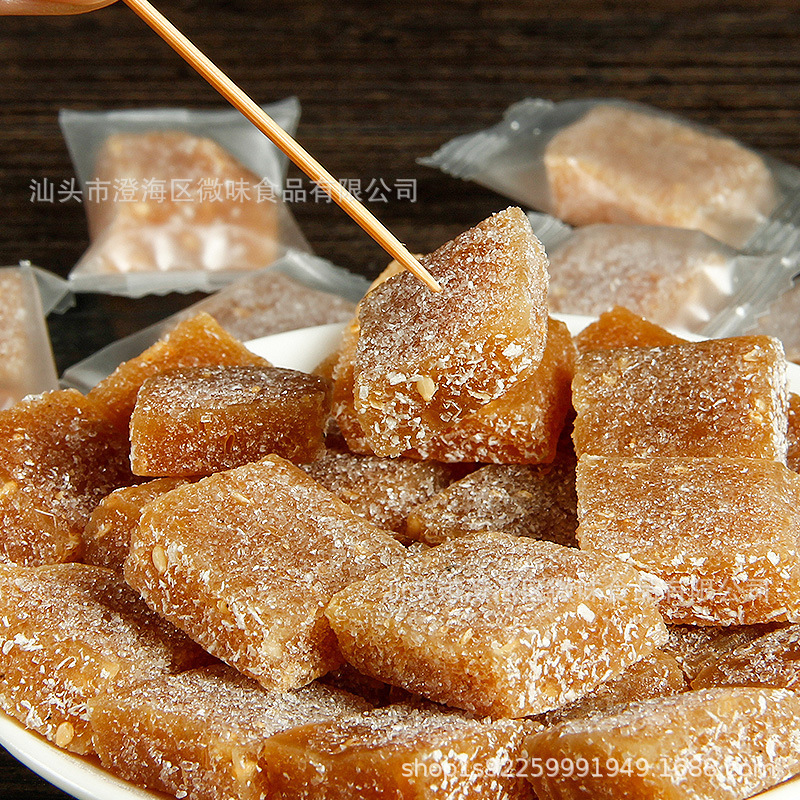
320,662,412,707
0,389,134,566
326,532,667,718
88,312,271,434
353,207,550,456
404,317,575,464
788,392,800,472
83,478,187,571
662,623,786,682
691,623,800,690
88,664,372,800
0,563,207,754
525,687,800,800
574,306,686,354
572,336,788,461
534,651,686,727
130,365,331,476
262,701,536,800
405,456,578,548
544,103,777,247
303,450,454,540
576,455,800,625
125,455,406,691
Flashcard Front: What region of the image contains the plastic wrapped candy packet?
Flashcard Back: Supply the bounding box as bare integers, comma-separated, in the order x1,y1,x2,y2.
527,211,795,339
60,250,369,393
59,99,312,297
746,275,800,364
0,262,70,409
421,97,800,251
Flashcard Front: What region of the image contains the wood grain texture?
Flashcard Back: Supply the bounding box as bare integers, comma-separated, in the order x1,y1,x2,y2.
0,1,799,796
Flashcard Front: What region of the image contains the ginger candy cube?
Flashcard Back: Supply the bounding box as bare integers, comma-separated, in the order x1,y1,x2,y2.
130,365,331,476
525,687,800,800
325,532,667,718
353,207,549,456
576,455,800,625
88,664,371,800
574,306,686,354
0,563,207,754
572,336,788,460
0,388,134,566
262,701,535,799
125,454,406,691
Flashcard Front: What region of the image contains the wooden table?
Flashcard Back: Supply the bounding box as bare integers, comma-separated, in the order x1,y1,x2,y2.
0,0,798,796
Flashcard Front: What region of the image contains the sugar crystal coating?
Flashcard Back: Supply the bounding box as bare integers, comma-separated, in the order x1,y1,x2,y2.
0,563,207,754
88,312,271,435
525,687,800,800
544,103,777,247
572,336,788,461
0,388,134,566
83,478,187,571
788,391,800,472
691,623,800,690
125,454,407,690
326,532,667,718
88,663,372,800
574,306,686,354
405,455,578,548
303,449,454,540
130,365,331,476
262,701,536,799
576,455,800,625
353,207,550,456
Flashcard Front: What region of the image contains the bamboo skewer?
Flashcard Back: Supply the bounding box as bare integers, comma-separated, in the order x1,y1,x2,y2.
121,0,441,293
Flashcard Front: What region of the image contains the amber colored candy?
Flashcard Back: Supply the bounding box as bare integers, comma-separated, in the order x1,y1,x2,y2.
325,532,667,718
0,563,207,754
525,687,800,800
535,651,686,727
130,365,331,476
574,306,686,354
787,391,800,472
303,450,454,540
691,623,800,690
544,103,776,247
88,312,271,434
404,317,575,464
0,389,134,566
80,131,279,276
572,336,788,461
88,664,372,800
83,478,186,571
353,207,550,457
320,662,412,708
405,455,578,548
576,455,800,625
125,454,406,691
263,701,535,800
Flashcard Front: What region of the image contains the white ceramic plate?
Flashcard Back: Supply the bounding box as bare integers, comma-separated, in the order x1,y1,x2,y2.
2,317,800,800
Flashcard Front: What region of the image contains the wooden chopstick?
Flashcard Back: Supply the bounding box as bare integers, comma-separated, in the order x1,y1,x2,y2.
121,0,441,293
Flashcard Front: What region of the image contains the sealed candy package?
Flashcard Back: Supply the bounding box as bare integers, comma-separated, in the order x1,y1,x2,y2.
59,99,312,296
422,98,800,250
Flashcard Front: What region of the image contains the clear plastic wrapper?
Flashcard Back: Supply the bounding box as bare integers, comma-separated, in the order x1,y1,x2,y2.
60,250,369,393
747,274,800,364
59,99,312,296
421,97,800,250
527,211,795,339
0,262,68,409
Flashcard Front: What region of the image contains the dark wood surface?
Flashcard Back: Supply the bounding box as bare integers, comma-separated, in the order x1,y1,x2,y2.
1,0,799,796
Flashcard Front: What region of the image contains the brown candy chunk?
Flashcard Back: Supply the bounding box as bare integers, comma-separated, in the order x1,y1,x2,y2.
787,391,800,472
572,336,788,461
130,365,331,476
88,664,371,800
576,455,800,625
125,454,406,691
574,306,686,354
0,389,134,566
326,532,667,718
353,207,550,456
0,563,207,754
525,688,800,800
